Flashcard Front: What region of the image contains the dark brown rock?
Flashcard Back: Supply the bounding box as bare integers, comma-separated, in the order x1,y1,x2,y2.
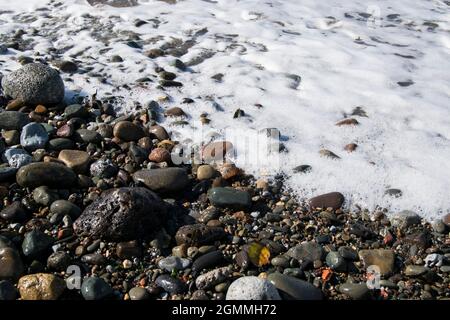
175,224,226,246
73,187,167,240
309,192,345,210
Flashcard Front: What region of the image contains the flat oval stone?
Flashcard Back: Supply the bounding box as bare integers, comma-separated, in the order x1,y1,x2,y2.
192,250,224,272
267,272,322,300
74,129,102,144
113,121,145,141
175,224,226,246
207,187,251,210
286,241,324,262
339,283,370,300
129,287,149,300
50,200,81,219
309,192,345,210
16,162,77,188
158,256,190,271
133,168,189,193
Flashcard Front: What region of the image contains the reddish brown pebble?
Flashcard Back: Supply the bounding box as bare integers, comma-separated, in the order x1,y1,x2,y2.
148,147,171,163
336,118,359,126
344,143,358,152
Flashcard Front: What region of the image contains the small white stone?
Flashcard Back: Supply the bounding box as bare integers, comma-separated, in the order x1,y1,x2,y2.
226,276,281,300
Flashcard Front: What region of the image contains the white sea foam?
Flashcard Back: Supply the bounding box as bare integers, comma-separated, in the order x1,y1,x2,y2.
0,0,449,219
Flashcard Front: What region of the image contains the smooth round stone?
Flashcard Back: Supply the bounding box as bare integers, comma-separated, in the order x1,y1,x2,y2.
0,247,24,280
1,63,65,105
32,186,59,206
64,104,88,119
0,280,17,300
405,265,428,277
155,275,187,294
16,162,77,188
267,273,322,300
432,220,447,233
197,165,215,180
133,168,189,193
148,147,171,163
18,273,66,300
0,111,30,130
48,138,75,151
207,187,251,210
20,123,49,151
129,287,149,300
81,277,113,300
149,125,169,141
50,200,81,219
113,121,145,141
309,192,345,210
226,276,281,300
326,251,347,272
192,250,224,272
385,188,402,197
74,129,102,144
22,229,54,258
90,158,118,178
339,283,370,300
195,267,232,290
271,256,290,268
47,251,71,271
58,149,90,173
158,256,191,271
0,201,27,222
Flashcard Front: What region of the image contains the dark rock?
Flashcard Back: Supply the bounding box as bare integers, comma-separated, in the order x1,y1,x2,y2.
339,283,370,300
22,229,54,258
325,251,347,272
74,129,102,144
155,275,187,294
73,187,167,240
16,162,77,188
48,138,75,150
175,224,226,246
90,158,117,178
47,251,71,271
116,241,142,259
0,280,17,300
81,253,106,265
0,111,30,130
0,201,27,222
64,104,88,119
50,200,81,219
113,121,145,141
293,165,312,173
81,277,113,300
207,187,251,210
192,250,224,272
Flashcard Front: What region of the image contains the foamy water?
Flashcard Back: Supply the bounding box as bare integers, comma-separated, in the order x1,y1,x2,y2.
0,0,449,219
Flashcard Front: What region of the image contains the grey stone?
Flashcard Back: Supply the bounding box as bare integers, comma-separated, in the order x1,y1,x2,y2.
0,280,17,300
64,104,88,119
81,277,112,300
195,267,232,290
0,111,30,130
326,251,347,272
22,229,54,258
1,63,64,105
32,186,59,206
47,251,71,271
155,275,187,294
90,158,117,178
158,256,191,271
339,283,370,300
133,168,189,193
226,276,281,300
4,148,32,168
286,241,324,262
267,272,322,300
390,210,421,230
175,224,226,246
207,187,251,210
50,200,81,219
0,201,27,222
129,287,149,300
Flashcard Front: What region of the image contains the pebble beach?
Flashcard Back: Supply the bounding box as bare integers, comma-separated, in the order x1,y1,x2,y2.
0,0,449,301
